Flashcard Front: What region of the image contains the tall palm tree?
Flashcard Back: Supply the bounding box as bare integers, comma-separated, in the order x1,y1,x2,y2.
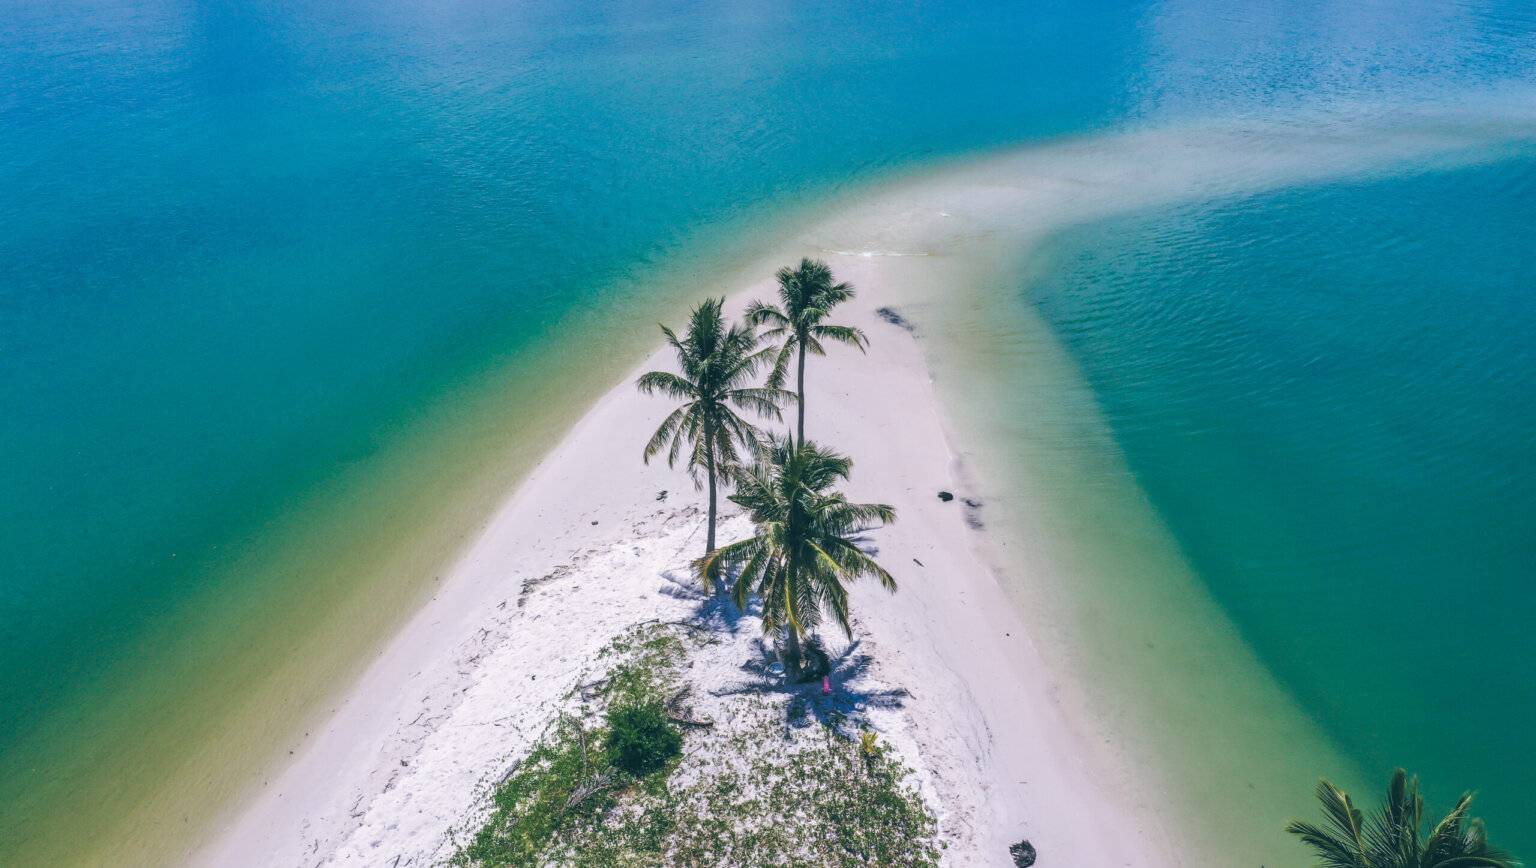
696,437,895,679
746,258,867,444
1287,769,1516,868
638,298,790,554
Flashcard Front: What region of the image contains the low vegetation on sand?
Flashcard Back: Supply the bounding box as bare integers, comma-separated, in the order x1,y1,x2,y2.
452,623,938,867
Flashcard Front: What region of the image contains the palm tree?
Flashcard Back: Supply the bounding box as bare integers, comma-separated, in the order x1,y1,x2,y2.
746,258,867,444
1287,769,1516,868
638,298,790,554
696,437,895,680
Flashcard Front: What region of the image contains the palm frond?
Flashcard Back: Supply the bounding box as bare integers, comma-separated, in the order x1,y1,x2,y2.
813,323,868,351
636,370,696,400
658,324,689,361
820,535,897,592
727,387,790,419
765,337,796,390
709,435,897,652
823,499,896,529
1285,819,1370,868
1315,781,1370,862
744,300,788,328
696,536,758,584
1289,773,1517,868
642,404,688,465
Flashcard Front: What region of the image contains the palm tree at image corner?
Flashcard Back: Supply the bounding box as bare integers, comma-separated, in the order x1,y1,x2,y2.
745,258,867,444
1286,768,1517,868
637,297,791,555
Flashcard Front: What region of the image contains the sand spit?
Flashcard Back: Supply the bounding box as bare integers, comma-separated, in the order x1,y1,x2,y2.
204,102,1536,866
201,279,1176,865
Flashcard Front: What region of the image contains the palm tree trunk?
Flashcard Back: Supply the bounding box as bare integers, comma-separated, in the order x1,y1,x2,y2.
795,339,806,444
783,626,802,681
705,426,717,556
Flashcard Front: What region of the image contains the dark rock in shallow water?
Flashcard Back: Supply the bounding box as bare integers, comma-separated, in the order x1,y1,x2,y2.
1009,839,1037,866
962,498,984,530
875,306,917,334
937,490,955,502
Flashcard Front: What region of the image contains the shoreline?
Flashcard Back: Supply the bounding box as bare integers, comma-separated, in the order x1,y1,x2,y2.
202,104,1536,865
0,171,851,868
199,271,1180,864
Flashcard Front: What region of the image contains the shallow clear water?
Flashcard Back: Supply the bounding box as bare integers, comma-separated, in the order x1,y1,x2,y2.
1,0,1533,861
1,3,1144,857
1026,157,1536,853
0,0,1131,746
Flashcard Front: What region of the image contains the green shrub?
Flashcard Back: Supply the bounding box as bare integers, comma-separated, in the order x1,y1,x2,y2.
605,703,681,777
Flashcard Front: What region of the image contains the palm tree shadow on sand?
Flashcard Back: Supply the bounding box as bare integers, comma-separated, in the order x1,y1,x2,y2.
658,565,909,732
658,566,749,634
728,638,911,732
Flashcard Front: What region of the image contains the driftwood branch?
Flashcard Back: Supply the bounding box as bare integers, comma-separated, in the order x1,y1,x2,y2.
558,712,620,813
624,616,712,636
565,712,589,776
562,771,619,812
664,685,714,729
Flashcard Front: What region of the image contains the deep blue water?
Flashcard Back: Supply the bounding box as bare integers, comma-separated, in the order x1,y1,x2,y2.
2,0,1534,859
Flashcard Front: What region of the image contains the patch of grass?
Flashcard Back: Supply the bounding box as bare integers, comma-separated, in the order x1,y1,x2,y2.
656,701,939,867
452,623,939,867
606,703,681,777
451,623,684,866
454,717,615,866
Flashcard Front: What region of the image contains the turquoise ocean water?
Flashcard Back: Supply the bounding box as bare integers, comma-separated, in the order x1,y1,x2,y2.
1024,157,1536,852
2,0,1533,860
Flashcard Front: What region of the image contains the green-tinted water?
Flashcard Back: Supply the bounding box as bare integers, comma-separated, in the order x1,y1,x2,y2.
1020,158,1536,854
3,0,1534,862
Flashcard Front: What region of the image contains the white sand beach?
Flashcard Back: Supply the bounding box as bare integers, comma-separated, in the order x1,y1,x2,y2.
197,105,1536,867
197,252,1181,865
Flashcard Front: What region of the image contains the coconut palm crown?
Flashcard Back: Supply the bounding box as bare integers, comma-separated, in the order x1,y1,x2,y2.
637,297,790,554
696,437,895,675
1287,769,1516,868
745,258,867,443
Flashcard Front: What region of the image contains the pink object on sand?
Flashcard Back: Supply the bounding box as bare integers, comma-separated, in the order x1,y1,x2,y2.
821,676,832,696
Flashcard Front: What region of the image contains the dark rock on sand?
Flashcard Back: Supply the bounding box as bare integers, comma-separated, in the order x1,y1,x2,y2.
937,490,955,502
1009,839,1037,867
